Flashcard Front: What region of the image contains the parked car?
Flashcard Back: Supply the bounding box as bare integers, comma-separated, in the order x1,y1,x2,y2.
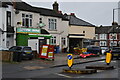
0,46,9,51
9,46,33,61
86,45,102,55
101,47,109,55
110,47,120,60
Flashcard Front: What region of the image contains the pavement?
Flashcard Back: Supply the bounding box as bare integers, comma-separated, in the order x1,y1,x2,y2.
2,53,106,74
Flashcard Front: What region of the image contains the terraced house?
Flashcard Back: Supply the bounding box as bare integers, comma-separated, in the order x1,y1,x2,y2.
95,23,120,48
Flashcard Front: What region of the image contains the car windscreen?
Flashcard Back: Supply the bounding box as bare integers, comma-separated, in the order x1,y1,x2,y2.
23,47,31,50
9,46,17,50
16,47,22,50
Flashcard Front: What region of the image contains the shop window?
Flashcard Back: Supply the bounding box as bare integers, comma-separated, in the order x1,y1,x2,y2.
61,37,66,46
50,36,56,45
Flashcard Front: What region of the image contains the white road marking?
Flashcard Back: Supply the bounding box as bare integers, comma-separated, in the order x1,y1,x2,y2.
75,76,85,78
55,73,72,78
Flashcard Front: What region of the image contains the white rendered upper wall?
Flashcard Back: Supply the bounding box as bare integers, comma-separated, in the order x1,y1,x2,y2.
118,1,120,25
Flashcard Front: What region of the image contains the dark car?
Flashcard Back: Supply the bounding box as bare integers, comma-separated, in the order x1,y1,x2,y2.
9,46,33,61
86,45,102,55
110,47,120,59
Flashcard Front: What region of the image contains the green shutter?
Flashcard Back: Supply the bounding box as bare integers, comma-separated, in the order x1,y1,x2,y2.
16,33,28,46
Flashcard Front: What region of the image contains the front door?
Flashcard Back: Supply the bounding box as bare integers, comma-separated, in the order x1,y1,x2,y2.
39,39,47,53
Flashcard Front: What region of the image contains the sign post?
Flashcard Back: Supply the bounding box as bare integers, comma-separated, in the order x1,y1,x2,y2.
106,53,112,65
67,54,73,69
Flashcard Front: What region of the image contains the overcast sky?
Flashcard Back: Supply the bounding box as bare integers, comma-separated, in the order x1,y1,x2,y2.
22,0,119,26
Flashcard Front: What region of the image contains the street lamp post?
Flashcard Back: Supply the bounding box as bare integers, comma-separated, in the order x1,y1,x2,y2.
112,8,120,47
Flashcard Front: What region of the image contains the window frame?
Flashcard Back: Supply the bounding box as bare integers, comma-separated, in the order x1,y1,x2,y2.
22,13,33,28
48,18,57,30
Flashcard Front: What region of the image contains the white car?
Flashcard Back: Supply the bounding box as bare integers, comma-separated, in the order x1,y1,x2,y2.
101,47,109,55
0,46,9,51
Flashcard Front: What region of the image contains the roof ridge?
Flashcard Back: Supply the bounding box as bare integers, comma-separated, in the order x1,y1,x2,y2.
74,16,95,26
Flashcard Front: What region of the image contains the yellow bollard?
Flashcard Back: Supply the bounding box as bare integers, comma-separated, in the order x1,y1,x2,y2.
106,53,112,65
67,54,73,69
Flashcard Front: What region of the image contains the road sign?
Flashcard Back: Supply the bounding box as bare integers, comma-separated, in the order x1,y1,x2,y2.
67,54,73,68
106,53,112,65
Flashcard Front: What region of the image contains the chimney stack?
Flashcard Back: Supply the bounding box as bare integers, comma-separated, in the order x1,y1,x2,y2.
70,13,75,16
53,1,59,12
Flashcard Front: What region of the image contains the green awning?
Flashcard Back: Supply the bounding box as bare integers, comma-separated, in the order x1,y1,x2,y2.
28,34,52,38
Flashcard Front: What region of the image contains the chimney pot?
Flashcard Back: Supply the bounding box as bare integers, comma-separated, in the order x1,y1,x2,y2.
70,13,75,16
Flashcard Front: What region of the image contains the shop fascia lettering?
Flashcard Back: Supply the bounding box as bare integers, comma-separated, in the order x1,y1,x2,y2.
17,28,40,34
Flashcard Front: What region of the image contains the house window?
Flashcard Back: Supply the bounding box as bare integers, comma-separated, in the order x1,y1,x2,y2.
99,34,107,40
6,41,9,48
110,41,117,46
109,33,117,40
22,13,32,28
48,19,57,30
50,36,56,45
95,34,98,40
61,37,66,46
39,18,42,23
100,41,107,46
7,11,11,27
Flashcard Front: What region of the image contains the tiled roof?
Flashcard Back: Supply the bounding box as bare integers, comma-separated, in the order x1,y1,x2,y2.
2,1,68,21
65,15,95,27
95,25,120,34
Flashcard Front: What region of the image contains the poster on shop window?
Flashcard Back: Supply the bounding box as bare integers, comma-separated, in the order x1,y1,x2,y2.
41,45,48,56
47,45,54,59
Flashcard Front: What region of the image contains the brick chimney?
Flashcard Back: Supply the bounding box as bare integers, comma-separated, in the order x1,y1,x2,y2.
52,1,59,12
70,13,75,16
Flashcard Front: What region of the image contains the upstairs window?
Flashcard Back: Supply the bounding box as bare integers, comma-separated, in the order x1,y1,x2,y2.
109,33,117,40
99,34,107,40
48,19,57,30
22,13,32,28
6,11,11,27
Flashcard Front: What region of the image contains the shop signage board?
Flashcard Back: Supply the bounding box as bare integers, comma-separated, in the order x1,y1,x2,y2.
47,45,54,59
39,45,54,60
17,28,40,34
41,45,48,56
